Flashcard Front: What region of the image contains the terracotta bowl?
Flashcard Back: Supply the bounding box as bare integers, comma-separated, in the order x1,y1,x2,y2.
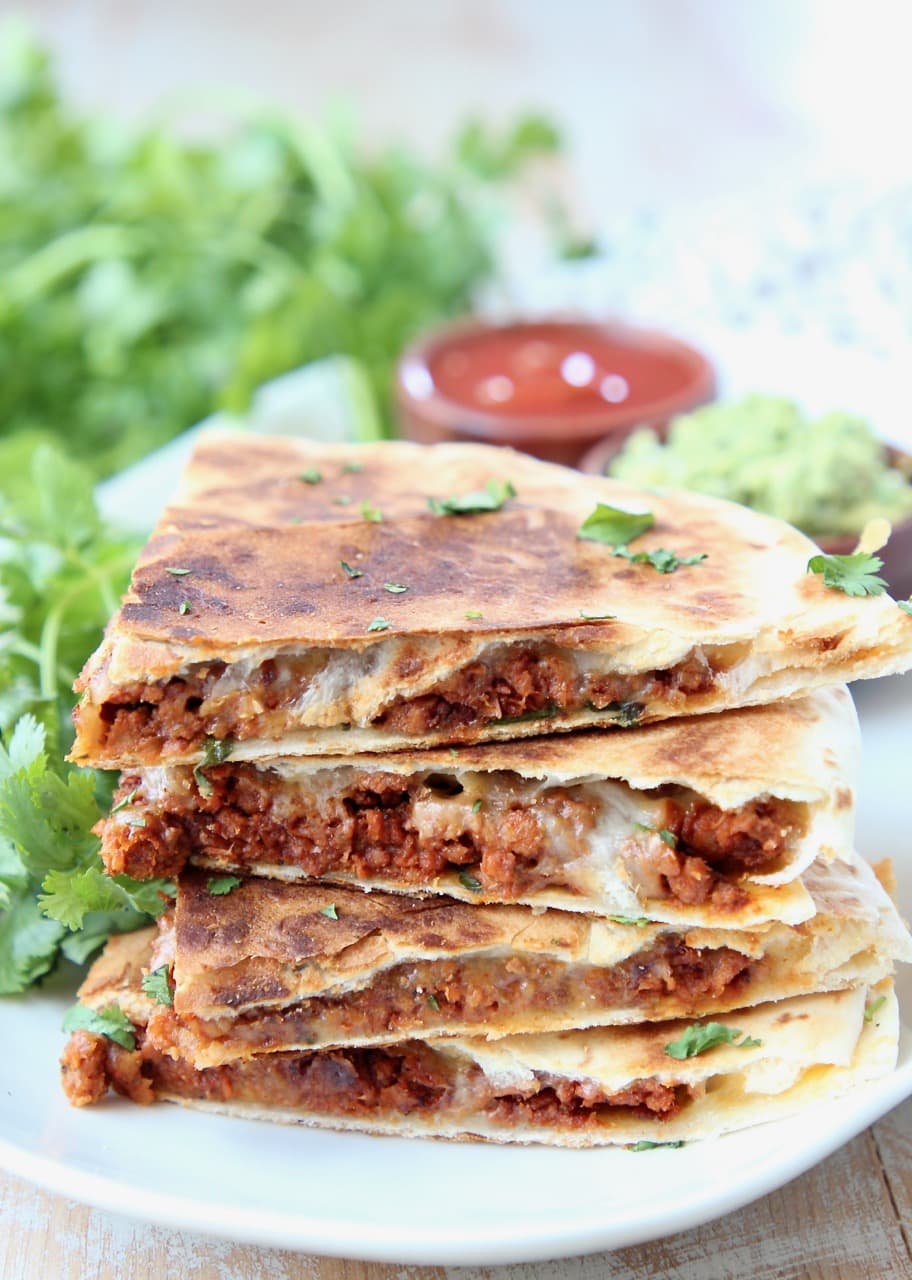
395,318,716,468
580,438,912,601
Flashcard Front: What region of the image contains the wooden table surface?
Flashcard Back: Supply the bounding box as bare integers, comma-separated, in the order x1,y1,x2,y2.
2,1096,910,1280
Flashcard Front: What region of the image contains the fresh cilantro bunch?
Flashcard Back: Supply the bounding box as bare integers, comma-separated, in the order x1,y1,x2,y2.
0,28,560,478
0,444,170,993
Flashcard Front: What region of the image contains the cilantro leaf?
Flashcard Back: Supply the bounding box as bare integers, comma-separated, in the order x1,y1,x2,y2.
899,600,912,617
465,609,483,620
320,903,338,920
383,582,408,593
664,1022,762,1060
200,736,235,766
340,560,363,579
613,545,707,574
629,1140,684,1151
299,469,322,485
367,617,391,633
0,890,65,995
427,993,441,1012
207,875,242,896
428,479,516,516
586,700,643,726
577,504,654,546
360,501,383,523
807,552,887,597
579,610,614,621
141,965,174,1007
458,870,483,894
194,736,234,799
494,704,558,726
608,914,651,927
62,1003,136,1050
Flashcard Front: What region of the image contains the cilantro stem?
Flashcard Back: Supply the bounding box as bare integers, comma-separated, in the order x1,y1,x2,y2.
6,225,145,306
37,547,136,699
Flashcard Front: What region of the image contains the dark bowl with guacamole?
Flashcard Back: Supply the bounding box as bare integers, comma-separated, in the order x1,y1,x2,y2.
580,395,912,599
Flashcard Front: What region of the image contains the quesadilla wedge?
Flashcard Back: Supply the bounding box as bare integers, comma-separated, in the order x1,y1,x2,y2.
100,689,857,925
127,857,909,1068
70,436,912,768
61,969,899,1147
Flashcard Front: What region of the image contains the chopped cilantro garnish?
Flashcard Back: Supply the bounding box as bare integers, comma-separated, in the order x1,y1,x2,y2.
577,504,654,546
465,609,483,620
360,500,383,523
343,461,363,474
629,1140,684,1152
320,903,338,920
427,993,441,1012
110,789,138,815
579,610,614,621
587,700,643,726
63,1003,136,1050
194,737,234,799
471,799,482,814
899,600,912,617
201,737,235,766
179,599,191,616
165,566,192,576
864,994,888,1023
634,823,677,848
428,478,516,516
141,965,174,1007
341,560,363,579
807,551,887,597
664,1022,762,1060
207,875,242,896
367,617,391,632
613,545,708,574
299,469,322,485
125,815,146,829
383,582,408,593
609,914,651,927
495,705,558,726
458,870,483,894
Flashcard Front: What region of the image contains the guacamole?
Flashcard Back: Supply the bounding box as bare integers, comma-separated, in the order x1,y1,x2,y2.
609,395,912,537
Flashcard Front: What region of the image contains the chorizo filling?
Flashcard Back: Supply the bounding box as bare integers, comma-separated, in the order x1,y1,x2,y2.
75,641,718,763
61,1030,700,1128
101,763,805,913
147,939,756,1065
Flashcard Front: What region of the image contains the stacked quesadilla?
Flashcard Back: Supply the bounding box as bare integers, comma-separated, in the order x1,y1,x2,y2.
61,436,912,1146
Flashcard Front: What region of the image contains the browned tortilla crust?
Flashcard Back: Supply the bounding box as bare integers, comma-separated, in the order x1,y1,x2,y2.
100,765,799,913
70,437,912,767
61,1030,691,1125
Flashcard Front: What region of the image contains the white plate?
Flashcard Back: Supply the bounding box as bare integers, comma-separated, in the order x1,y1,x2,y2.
1,672,909,1266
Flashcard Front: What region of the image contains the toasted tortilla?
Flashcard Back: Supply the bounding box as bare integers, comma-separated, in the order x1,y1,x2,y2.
63,972,899,1146
70,436,912,766
100,688,857,926
78,859,910,1068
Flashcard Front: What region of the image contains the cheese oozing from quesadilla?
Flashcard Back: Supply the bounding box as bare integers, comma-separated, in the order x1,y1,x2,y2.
69,437,912,767
99,689,857,926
